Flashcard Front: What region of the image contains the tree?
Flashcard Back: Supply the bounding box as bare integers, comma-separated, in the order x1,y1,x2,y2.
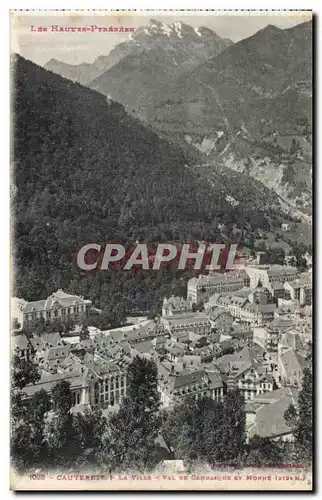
108,356,161,471
216,389,246,463
284,367,312,463
162,397,203,465
162,390,246,468
73,408,108,469
244,436,283,466
11,389,51,471
12,353,40,390
79,325,90,342
46,381,75,467
290,138,301,157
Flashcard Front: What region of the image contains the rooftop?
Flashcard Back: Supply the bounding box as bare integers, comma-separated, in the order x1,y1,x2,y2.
189,270,249,287
23,289,92,313
12,334,29,351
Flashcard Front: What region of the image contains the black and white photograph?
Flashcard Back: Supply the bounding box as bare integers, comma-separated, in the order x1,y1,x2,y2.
10,10,313,491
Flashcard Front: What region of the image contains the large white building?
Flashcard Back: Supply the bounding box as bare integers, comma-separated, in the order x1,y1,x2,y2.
157,361,223,408
22,353,131,411
161,312,212,336
12,289,92,328
245,265,299,289
187,270,250,304
284,272,312,306
210,294,276,327
162,296,193,317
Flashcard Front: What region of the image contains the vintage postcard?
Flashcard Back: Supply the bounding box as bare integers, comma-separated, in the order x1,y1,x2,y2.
10,10,313,491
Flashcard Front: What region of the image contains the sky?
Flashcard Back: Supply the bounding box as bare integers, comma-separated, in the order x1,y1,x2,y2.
10,10,312,66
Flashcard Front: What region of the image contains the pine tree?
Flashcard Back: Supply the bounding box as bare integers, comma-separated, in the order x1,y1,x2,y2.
79,325,90,342
295,368,312,460
73,408,108,469
284,367,312,463
11,389,51,471
108,356,161,472
12,353,40,390
45,380,75,467
244,436,283,466
219,389,245,463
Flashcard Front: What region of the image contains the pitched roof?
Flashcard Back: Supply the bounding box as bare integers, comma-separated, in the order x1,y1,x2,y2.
245,387,299,411
169,369,205,391
279,347,304,379
247,395,296,439
12,334,29,350
191,270,249,287
206,371,223,389
267,265,298,277
165,312,210,326
23,290,91,313
47,345,70,360
22,369,87,397
30,332,62,351
132,340,153,354
281,331,303,351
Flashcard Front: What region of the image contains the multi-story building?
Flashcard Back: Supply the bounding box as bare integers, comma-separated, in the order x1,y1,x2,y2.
158,362,224,408
237,365,274,401
187,270,250,304
162,296,193,317
161,312,212,337
23,368,91,408
278,345,306,388
22,350,131,412
284,272,312,306
211,294,276,327
245,265,298,289
85,354,131,408
12,334,32,361
12,289,92,328
245,387,299,442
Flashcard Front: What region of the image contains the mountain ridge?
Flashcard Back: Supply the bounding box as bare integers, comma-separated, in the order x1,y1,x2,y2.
44,18,233,87
13,55,296,311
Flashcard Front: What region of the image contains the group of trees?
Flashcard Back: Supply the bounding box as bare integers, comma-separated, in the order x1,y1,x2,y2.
11,350,313,473
11,355,162,473
162,390,246,466
284,367,313,463
12,55,301,321
163,367,313,468
162,390,285,467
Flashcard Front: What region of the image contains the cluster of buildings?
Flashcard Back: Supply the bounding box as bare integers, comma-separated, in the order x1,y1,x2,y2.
11,262,312,442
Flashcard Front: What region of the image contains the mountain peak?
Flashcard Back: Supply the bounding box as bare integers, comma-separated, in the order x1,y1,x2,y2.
260,24,282,35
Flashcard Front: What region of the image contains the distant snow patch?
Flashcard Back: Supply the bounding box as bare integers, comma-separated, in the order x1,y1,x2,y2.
173,21,183,39
161,23,172,37
194,27,202,37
